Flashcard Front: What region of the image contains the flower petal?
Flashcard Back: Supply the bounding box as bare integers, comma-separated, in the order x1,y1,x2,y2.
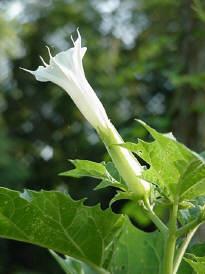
22,31,109,130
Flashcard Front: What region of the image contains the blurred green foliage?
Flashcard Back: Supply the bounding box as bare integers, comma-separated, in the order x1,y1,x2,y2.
0,0,205,273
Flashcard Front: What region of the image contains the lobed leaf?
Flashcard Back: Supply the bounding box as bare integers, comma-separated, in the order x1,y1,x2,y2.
120,120,205,201
60,159,127,191
0,186,167,274
0,187,123,271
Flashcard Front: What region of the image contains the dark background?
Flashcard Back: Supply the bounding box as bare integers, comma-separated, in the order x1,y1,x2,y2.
0,0,205,273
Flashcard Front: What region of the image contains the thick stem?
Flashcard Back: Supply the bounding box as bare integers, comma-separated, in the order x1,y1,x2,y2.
173,226,199,274
161,202,178,274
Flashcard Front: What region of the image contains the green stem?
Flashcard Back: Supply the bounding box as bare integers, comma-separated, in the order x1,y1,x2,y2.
161,201,178,274
173,225,199,274
144,198,168,236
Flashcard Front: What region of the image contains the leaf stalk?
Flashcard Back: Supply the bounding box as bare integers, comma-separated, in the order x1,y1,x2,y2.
144,198,168,236
173,226,199,274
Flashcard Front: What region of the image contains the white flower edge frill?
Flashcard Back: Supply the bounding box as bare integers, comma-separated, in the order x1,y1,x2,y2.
22,31,110,131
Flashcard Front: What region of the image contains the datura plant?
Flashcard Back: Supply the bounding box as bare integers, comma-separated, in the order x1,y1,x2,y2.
0,32,205,274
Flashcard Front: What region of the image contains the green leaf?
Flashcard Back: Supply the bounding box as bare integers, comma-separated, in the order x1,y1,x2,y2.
0,187,123,271
184,254,205,274
60,159,126,191
50,250,104,274
178,205,201,226
95,162,127,191
178,158,205,200
60,159,108,179
0,187,165,274
178,196,205,226
178,243,205,274
120,120,205,201
109,218,164,274
110,191,141,204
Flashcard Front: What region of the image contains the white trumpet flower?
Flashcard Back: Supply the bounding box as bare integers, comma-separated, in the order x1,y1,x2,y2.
23,31,150,198
22,31,109,131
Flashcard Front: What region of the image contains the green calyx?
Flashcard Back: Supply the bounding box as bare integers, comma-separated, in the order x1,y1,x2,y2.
97,122,150,199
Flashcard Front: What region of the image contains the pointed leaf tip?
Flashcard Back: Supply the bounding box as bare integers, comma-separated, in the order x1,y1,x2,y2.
135,119,146,126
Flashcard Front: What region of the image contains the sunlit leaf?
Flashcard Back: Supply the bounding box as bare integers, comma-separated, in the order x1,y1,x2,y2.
60,159,127,191
0,187,123,271
120,121,205,201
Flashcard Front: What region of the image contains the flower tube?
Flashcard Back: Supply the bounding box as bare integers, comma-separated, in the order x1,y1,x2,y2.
22,31,150,198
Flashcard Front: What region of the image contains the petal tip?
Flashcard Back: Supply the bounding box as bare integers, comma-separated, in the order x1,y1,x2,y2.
20,67,34,74
76,27,80,37
70,34,75,45
45,46,52,59
75,28,81,45
39,56,48,66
